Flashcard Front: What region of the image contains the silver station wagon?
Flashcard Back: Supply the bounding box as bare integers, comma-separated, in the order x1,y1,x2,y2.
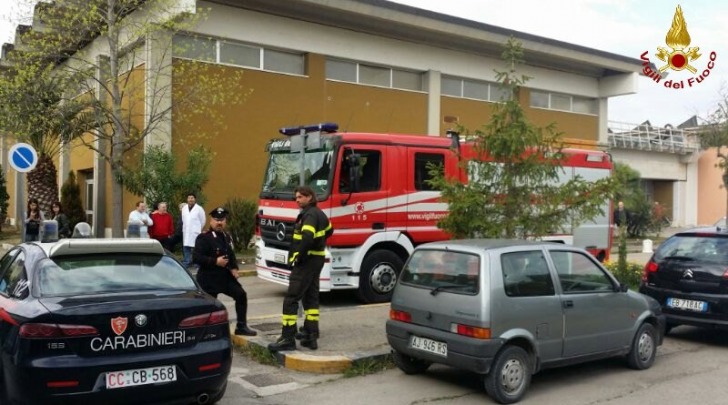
386,240,665,404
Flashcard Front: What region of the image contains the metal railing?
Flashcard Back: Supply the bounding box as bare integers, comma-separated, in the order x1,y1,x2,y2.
607,121,700,154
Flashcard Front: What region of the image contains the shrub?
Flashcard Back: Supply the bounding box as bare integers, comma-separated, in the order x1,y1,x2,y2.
225,198,258,252
603,260,644,289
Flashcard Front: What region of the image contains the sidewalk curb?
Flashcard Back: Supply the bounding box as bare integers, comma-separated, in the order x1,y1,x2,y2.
230,327,391,374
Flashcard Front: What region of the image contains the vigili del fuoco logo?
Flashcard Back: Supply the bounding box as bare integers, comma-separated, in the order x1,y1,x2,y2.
640,5,717,89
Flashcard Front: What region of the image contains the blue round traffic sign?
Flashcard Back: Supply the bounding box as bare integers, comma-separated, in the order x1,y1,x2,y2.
8,143,38,173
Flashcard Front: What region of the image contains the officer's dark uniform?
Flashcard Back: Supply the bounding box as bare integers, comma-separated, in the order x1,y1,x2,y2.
268,202,332,351
193,207,256,336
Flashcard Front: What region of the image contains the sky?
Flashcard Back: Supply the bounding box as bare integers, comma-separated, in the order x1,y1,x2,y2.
0,0,726,128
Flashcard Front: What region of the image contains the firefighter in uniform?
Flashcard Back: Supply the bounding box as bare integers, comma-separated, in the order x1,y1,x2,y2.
268,186,333,351
193,207,257,336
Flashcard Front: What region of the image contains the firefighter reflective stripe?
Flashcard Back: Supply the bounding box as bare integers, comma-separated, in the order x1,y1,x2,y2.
289,252,299,263
308,250,325,256
305,309,320,322
293,234,302,240
314,222,332,238
301,225,316,234
282,314,297,326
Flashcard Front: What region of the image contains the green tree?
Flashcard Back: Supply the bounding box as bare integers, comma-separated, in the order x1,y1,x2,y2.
429,37,616,239
60,170,87,231
613,162,651,237
2,0,248,236
122,145,212,224
0,165,9,233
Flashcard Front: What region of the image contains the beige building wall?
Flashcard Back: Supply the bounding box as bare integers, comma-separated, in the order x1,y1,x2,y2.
697,148,725,225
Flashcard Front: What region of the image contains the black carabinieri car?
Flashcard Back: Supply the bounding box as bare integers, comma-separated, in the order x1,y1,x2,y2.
0,238,231,405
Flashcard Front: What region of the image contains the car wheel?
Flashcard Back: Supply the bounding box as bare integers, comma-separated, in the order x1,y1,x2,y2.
392,350,431,375
627,322,657,370
356,250,404,303
484,345,532,404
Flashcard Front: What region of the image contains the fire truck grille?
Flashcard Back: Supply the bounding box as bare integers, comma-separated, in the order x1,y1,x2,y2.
260,219,295,250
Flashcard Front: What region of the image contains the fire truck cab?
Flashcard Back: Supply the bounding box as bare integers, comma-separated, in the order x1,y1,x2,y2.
255,123,613,303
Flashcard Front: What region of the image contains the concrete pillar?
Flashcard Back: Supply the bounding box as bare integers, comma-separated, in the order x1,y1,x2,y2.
424,70,441,136
144,30,173,150
685,159,699,226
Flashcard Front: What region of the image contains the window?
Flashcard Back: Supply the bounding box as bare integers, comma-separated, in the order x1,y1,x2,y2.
414,153,444,191
400,249,479,294
263,49,304,75
326,59,357,82
339,150,382,193
173,34,305,75
172,35,216,62
501,251,555,297
441,75,504,102
0,251,28,299
325,58,423,91
530,90,597,115
550,251,614,293
220,41,260,67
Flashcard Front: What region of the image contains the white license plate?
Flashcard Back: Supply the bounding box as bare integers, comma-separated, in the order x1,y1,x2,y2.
274,253,287,264
409,335,447,357
106,365,177,389
667,297,708,312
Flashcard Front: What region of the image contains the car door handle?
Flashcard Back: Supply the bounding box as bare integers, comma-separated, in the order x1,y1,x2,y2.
372,222,385,230
563,300,573,308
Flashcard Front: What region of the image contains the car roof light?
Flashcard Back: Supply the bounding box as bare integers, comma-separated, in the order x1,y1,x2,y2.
279,122,338,136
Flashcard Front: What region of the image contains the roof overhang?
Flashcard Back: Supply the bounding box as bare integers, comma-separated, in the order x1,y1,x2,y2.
206,0,642,78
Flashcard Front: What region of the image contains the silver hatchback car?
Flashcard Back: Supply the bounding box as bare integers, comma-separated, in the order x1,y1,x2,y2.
386,240,665,404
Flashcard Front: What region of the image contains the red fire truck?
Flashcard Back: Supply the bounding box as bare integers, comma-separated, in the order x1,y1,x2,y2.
255,123,613,303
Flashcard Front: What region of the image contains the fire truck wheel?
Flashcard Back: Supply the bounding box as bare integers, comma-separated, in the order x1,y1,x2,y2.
357,249,404,303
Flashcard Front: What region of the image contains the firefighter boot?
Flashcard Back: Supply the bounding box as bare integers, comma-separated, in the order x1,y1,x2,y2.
300,335,318,350
267,326,296,352
295,326,320,340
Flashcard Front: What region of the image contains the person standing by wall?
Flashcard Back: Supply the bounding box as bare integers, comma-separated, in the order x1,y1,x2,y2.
268,186,333,352
149,202,175,250
49,201,71,238
193,207,257,336
182,193,205,269
23,198,44,242
128,201,153,238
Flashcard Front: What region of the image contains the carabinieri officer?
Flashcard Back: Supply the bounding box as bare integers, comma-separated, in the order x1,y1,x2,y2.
193,207,257,336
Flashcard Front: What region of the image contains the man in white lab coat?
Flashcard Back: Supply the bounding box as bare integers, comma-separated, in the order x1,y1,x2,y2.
181,193,206,269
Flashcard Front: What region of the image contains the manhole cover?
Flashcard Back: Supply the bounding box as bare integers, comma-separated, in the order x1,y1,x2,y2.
253,322,282,332
241,373,294,387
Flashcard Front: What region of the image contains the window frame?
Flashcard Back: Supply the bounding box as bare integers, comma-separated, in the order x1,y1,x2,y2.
549,249,617,294
325,58,424,92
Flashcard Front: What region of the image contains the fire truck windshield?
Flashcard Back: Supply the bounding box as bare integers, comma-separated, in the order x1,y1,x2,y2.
260,148,334,199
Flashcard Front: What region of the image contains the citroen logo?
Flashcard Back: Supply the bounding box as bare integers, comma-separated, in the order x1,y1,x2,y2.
134,314,148,327
276,223,286,241
682,269,694,279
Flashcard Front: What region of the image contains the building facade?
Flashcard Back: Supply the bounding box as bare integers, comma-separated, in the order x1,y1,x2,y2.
1,0,643,235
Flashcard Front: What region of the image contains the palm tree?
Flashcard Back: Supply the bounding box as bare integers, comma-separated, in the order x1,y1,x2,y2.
0,67,93,212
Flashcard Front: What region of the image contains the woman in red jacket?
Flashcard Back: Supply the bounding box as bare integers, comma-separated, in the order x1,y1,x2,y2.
149,202,175,251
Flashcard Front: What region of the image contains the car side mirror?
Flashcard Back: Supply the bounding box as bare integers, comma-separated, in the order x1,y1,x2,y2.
618,283,629,293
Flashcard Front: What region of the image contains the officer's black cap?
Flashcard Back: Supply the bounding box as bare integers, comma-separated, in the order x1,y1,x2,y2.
209,207,229,219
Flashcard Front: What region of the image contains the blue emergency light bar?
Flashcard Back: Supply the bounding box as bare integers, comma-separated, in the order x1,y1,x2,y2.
279,122,339,136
